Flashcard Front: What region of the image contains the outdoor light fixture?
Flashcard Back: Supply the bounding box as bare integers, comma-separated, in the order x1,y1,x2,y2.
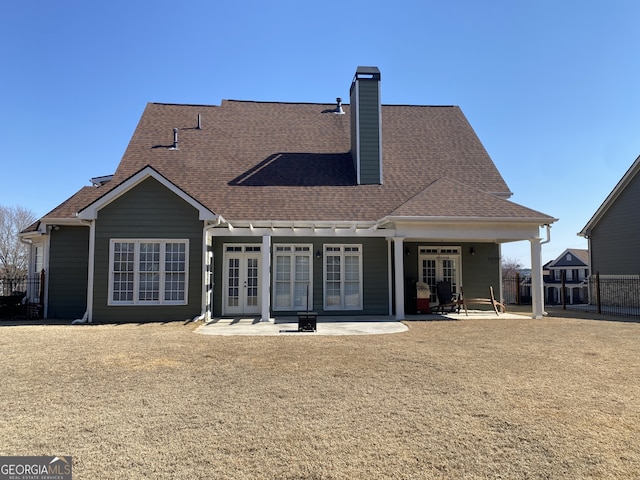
316,249,322,259
405,247,411,256
470,246,476,256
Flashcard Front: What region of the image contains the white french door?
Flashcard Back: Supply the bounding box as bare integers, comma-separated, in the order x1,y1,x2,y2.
223,244,261,315
418,247,461,304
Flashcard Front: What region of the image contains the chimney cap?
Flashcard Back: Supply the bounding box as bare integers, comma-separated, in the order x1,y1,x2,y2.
355,66,381,80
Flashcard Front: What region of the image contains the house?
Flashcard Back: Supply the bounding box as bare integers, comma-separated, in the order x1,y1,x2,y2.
20,66,556,323
579,154,640,275
543,248,589,304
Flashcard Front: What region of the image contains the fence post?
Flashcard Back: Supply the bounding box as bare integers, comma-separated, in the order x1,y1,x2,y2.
516,272,521,305
39,269,45,307
596,271,601,314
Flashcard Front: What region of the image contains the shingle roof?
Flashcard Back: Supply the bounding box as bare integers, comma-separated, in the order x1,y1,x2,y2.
548,248,589,267
40,99,554,224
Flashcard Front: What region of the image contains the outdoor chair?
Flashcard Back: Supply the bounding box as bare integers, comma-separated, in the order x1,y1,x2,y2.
461,286,506,316
431,281,463,314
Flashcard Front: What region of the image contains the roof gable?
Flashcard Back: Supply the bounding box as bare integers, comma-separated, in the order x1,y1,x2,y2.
387,177,551,220
548,248,589,268
580,154,640,237
77,166,217,221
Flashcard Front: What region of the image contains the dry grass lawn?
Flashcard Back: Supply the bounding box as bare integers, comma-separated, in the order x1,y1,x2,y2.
1,312,639,479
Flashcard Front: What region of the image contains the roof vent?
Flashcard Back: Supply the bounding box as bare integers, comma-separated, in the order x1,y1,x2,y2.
335,97,345,115
170,128,179,150
197,114,202,130
90,175,114,187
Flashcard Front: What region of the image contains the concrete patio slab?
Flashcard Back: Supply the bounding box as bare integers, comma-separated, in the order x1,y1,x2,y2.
194,311,530,336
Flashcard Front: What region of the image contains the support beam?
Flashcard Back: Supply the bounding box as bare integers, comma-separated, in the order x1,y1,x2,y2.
530,237,544,319
261,235,272,322
86,220,95,323
393,237,405,320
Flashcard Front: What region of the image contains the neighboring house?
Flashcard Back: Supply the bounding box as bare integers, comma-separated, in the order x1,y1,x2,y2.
579,155,640,274
20,66,556,323
543,248,589,304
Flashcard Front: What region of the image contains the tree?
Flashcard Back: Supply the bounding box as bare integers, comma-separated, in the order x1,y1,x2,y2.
501,257,524,304
501,257,523,279
0,205,37,279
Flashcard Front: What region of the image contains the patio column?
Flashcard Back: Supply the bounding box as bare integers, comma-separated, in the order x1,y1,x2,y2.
261,235,272,322
530,237,544,319
393,237,405,320
85,220,95,323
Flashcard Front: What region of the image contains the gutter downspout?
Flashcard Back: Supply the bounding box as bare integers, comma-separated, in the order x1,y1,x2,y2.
541,224,551,246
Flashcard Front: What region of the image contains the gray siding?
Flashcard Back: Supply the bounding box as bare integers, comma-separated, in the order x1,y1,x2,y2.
47,226,89,319
350,79,381,184
461,244,502,300
590,172,640,274
92,177,203,322
211,236,390,317
403,243,501,311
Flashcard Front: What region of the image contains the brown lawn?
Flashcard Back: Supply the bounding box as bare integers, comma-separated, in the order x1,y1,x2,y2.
1,311,639,479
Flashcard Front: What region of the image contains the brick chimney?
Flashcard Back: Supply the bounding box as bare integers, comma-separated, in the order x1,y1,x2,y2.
350,66,382,185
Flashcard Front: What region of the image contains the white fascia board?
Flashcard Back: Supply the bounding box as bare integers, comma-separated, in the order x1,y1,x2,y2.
389,217,552,243
385,215,557,225
76,166,217,221
39,218,86,229
18,218,86,238
212,226,393,238
226,219,380,229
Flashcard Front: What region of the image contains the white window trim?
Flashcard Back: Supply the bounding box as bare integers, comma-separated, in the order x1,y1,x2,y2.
108,239,189,306
323,244,363,311
272,244,313,311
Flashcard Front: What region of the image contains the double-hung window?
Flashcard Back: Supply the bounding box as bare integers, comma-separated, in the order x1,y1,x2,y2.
109,239,188,305
323,244,362,310
273,244,312,311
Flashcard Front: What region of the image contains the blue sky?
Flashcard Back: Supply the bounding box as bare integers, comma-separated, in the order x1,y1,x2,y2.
2,1,640,267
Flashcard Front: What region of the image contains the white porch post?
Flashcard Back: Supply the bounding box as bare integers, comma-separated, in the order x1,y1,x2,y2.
261,235,272,322
530,237,544,319
85,220,95,323
393,237,405,320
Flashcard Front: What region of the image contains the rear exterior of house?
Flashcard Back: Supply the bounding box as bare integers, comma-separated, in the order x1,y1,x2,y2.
21,67,555,322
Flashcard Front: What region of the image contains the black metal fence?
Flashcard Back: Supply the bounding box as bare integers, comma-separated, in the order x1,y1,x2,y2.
501,273,532,306
569,273,640,318
0,271,44,319
502,272,640,318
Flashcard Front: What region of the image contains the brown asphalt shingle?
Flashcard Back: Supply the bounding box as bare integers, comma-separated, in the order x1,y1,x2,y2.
40,100,554,223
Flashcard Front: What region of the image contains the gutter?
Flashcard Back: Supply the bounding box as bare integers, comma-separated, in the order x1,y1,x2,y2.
540,224,551,245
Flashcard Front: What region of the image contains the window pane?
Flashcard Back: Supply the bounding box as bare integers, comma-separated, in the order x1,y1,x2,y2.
112,242,135,302
246,258,258,307
275,255,291,308
227,258,239,307
164,243,186,301
323,245,361,310
139,243,160,301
